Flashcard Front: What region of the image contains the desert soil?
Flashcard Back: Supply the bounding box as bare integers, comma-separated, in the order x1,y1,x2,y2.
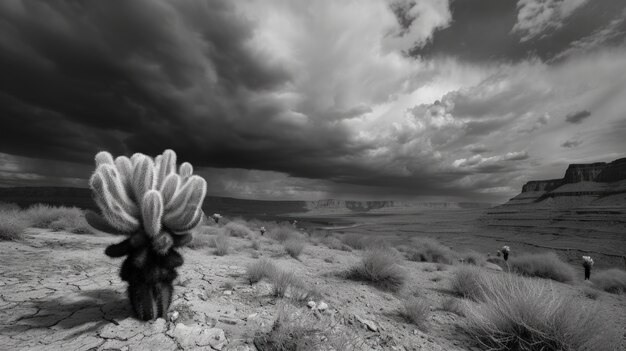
1,227,625,351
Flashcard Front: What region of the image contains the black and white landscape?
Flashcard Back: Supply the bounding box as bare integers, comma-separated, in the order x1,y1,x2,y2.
1,1,625,350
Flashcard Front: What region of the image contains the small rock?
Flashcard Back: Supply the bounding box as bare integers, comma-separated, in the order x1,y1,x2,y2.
167,323,227,350
307,301,317,309
317,302,328,311
169,311,180,322
245,313,258,321
223,290,233,296
355,315,378,332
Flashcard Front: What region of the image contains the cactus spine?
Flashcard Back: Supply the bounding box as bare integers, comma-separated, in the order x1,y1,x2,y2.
87,149,207,320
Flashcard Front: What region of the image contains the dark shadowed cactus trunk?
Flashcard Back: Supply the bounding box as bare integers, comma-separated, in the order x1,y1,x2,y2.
87,150,206,321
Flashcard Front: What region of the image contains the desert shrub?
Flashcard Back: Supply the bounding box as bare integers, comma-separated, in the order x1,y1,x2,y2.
0,209,28,241
21,204,91,233
187,233,215,249
462,273,620,351
508,252,575,283
322,236,351,251
0,202,20,212
254,305,361,351
440,297,465,316
270,269,320,301
284,239,305,259
459,250,486,266
341,233,369,250
271,270,298,298
582,287,600,300
223,222,254,238
400,297,430,331
435,263,447,271
406,238,456,264
246,258,277,284
591,268,626,294
214,234,229,256
347,247,406,292
251,239,260,250
269,225,301,243
450,265,486,300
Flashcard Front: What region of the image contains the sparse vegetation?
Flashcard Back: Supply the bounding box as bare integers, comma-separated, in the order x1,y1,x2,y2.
440,297,465,316
214,234,230,256
582,287,600,300
246,258,277,284
591,268,626,294
347,247,406,292
268,225,301,243
400,297,430,331
284,239,305,259
450,265,485,300
187,233,215,249
459,250,486,266
508,252,575,283
251,239,260,250
0,207,29,241
341,233,369,250
406,238,456,264
321,235,351,251
223,221,254,238
462,272,621,351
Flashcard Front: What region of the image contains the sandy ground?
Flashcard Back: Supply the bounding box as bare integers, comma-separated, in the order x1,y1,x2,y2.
1,228,625,351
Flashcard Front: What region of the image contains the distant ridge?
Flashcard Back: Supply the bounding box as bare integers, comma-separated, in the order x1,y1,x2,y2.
0,186,491,218
485,157,626,232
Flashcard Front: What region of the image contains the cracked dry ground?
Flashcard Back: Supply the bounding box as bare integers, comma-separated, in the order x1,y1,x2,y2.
3,229,625,351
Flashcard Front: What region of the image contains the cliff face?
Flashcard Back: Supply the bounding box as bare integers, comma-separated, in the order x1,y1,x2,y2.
520,158,626,194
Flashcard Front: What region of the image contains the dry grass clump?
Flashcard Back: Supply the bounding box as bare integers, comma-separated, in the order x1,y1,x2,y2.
268,225,301,243
400,297,430,331
270,270,320,301
321,236,351,251
246,258,278,284
591,268,626,294
450,265,488,300
214,234,230,256
347,247,406,292
340,233,369,250
0,208,29,241
406,238,456,264
508,252,575,283
223,221,254,238
251,239,260,250
462,273,621,351
254,305,361,351
440,297,465,316
459,250,486,266
284,239,305,259
187,233,215,249
22,204,92,234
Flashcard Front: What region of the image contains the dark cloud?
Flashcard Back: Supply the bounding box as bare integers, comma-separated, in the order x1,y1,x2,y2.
565,110,592,124
412,0,626,62
561,138,583,148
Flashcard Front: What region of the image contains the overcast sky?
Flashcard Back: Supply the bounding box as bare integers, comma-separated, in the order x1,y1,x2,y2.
0,0,625,202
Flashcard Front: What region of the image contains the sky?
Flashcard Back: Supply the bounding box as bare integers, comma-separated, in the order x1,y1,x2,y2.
0,0,625,203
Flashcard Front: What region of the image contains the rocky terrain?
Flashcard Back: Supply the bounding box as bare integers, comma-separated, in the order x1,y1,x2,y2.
2,222,626,351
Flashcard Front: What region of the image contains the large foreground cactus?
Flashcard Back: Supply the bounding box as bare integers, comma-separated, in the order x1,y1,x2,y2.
86,149,207,320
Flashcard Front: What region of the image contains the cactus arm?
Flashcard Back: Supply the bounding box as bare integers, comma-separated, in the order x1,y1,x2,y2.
141,190,163,238
152,231,173,255
89,173,140,233
163,176,207,231
104,239,132,257
131,155,156,203
171,232,193,247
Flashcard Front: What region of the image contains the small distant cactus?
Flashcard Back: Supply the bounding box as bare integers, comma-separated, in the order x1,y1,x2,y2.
501,245,510,261
211,213,222,224
86,149,207,320
260,226,266,236
582,256,594,280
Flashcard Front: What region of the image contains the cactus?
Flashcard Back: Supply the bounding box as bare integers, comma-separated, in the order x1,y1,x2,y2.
86,150,206,320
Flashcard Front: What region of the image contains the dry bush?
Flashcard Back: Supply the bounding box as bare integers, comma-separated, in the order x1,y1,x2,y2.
254,305,361,351
187,233,215,250
271,270,298,298
0,202,20,212
440,297,465,316
22,204,91,234
284,239,305,259
459,250,486,266
582,287,600,300
251,239,260,250
246,258,277,284
591,268,626,294
321,236,351,251
406,238,456,264
214,234,230,256
450,265,486,300
347,247,406,292
268,268,320,301
508,252,575,283
0,209,29,241
223,221,254,238
400,297,430,331
340,233,369,250
462,273,621,351
268,225,301,243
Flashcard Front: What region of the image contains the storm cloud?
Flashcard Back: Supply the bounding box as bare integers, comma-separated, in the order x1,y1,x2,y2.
0,0,625,202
